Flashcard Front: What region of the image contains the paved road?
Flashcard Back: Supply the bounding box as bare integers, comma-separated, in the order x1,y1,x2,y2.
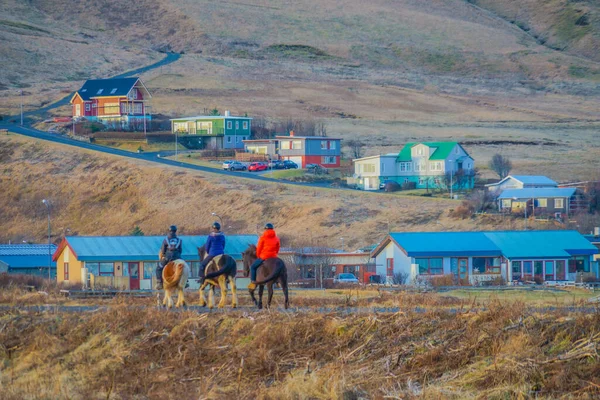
21,53,181,122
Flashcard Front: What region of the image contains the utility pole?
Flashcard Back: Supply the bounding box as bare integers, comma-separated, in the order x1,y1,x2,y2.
20,90,23,126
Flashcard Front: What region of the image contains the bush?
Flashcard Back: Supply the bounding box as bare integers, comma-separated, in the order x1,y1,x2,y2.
450,200,475,219
429,274,455,287
402,181,416,190
392,272,409,285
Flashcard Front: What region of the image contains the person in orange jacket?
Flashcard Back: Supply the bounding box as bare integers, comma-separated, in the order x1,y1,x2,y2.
248,222,280,289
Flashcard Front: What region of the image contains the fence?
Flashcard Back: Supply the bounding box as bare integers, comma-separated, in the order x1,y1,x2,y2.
90,275,130,290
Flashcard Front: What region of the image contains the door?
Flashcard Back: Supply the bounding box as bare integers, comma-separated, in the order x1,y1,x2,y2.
386,258,394,278
128,262,140,290
458,258,468,282
556,260,566,280
534,261,543,281
75,104,81,116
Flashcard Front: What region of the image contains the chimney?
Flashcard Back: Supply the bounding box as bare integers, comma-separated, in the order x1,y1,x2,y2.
224,110,230,117
595,227,600,237
289,130,294,137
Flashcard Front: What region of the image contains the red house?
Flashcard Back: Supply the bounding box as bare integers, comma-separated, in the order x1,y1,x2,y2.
70,77,151,129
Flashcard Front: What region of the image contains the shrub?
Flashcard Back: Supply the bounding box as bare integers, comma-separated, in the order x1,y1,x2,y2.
450,200,474,219
429,274,455,287
402,181,416,190
392,272,409,285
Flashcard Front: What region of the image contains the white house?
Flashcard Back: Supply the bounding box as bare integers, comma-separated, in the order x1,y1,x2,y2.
371,231,598,285
351,142,475,191
485,175,558,193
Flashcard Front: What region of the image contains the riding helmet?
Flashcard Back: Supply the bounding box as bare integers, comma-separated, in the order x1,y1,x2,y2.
169,225,177,232
212,222,221,230
264,223,274,230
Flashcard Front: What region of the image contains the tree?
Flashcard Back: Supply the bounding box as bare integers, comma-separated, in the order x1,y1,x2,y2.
209,108,220,116
346,139,365,159
129,226,144,236
489,154,512,179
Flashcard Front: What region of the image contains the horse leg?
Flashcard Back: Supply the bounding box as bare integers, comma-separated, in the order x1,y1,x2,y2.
176,286,185,308
258,285,264,309
249,286,258,306
198,281,208,307
229,275,238,308
217,275,227,308
266,283,274,309
280,277,290,309
164,288,173,309
208,285,215,309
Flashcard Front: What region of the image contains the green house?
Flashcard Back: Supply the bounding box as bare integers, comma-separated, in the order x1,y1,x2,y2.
170,111,252,149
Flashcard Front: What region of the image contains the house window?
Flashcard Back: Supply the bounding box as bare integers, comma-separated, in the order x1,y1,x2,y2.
555,198,564,208
322,156,336,164
281,141,291,150
85,103,90,112
132,90,138,99
415,258,443,275
105,103,119,114
511,261,521,279
292,140,302,150
545,261,554,281
569,257,588,273
502,199,511,208
321,141,327,150
363,164,375,173
418,178,425,185
227,136,232,143
537,198,547,207
416,147,424,156
97,89,103,95
110,88,117,94
300,266,315,279
414,162,425,172
556,260,566,280
400,162,412,172
236,136,240,143
329,141,336,150
472,257,501,274
429,161,442,171
99,263,115,276
235,121,239,129
227,121,232,129
523,261,533,277
242,136,246,141
64,262,69,280
144,262,157,279
189,262,201,278
173,122,188,133
243,121,248,130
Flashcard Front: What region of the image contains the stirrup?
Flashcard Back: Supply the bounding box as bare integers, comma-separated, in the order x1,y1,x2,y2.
247,282,256,290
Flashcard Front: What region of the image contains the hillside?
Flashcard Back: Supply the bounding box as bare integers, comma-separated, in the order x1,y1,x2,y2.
0,134,526,247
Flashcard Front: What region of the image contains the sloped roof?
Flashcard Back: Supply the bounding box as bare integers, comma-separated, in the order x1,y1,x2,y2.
497,188,576,199
55,235,258,262
74,77,141,101
396,142,468,162
373,230,598,259
0,244,57,269
511,175,558,186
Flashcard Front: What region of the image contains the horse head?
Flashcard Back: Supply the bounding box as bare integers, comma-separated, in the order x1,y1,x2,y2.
242,244,257,277
198,244,206,260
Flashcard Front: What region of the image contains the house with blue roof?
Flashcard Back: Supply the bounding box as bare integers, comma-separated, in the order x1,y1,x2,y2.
497,187,582,218
371,230,598,285
485,175,558,193
0,244,57,277
53,235,257,290
351,142,475,191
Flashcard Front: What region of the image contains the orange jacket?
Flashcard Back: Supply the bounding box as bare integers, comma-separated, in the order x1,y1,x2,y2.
257,229,280,260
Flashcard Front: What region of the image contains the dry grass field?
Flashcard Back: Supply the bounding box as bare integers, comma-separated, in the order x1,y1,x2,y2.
1,275,599,399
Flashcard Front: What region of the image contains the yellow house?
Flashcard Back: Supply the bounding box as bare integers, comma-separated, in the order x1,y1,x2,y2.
53,235,257,290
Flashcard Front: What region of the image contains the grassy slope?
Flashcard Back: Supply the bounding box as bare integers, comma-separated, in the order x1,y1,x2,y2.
0,133,533,247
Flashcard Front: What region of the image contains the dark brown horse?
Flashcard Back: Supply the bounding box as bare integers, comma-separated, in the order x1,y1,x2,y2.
197,245,238,309
242,244,289,309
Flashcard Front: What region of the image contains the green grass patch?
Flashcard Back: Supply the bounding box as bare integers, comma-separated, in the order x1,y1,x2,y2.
262,169,305,179
263,44,332,60
444,288,596,305
568,65,600,80
0,20,50,34
164,155,221,169
94,140,185,153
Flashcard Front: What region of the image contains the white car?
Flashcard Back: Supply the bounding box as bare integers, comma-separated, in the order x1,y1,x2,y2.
333,273,360,285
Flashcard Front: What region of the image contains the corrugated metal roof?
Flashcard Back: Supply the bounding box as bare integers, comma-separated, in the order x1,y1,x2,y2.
170,116,253,121
389,232,502,256
396,142,465,162
76,78,139,101
0,244,57,256
485,231,597,258
382,230,597,259
497,188,576,199
63,235,258,262
512,175,558,185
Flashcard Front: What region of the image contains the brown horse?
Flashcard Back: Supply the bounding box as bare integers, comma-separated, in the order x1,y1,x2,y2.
197,245,238,309
161,259,190,308
242,244,289,309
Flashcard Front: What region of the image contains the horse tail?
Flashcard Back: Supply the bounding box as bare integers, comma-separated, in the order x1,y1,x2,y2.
204,256,236,280
255,260,284,285
163,260,184,290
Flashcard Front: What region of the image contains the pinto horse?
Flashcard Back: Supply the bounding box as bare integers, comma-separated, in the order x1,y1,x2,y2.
161,259,190,308
242,244,289,309
197,245,238,309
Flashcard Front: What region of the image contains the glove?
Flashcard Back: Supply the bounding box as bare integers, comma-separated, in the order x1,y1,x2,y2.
158,251,164,260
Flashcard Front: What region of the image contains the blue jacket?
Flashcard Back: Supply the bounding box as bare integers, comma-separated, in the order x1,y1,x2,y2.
205,232,225,256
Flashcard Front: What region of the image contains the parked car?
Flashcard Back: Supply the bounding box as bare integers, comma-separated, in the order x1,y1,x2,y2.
333,273,360,285
268,160,284,169
282,160,298,169
379,180,400,192
222,161,246,171
248,162,268,172
306,164,328,174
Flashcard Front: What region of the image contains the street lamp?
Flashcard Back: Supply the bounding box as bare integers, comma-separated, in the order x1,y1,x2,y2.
42,199,51,280
211,212,223,227
20,90,23,126
448,159,454,199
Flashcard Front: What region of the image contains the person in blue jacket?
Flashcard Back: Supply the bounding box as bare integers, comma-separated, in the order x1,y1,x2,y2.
199,222,225,281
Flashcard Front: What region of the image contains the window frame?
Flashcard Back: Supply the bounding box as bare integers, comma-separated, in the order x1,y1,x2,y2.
227,121,232,129
555,198,564,208
472,257,502,274
415,257,443,275
242,121,248,130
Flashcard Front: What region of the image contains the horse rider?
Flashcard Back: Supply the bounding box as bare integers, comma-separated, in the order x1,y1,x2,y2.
156,225,182,290
199,221,226,283
248,222,280,290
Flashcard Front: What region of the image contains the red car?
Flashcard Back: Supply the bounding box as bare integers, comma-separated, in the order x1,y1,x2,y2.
248,162,268,172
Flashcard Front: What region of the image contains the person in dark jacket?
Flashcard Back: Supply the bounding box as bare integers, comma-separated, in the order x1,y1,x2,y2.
199,222,226,282
156,225,182,290
248,223,280,289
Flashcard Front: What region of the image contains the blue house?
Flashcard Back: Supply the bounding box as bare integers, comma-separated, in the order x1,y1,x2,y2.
53,235,257,290
0,244,57,277
371,230,598,285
